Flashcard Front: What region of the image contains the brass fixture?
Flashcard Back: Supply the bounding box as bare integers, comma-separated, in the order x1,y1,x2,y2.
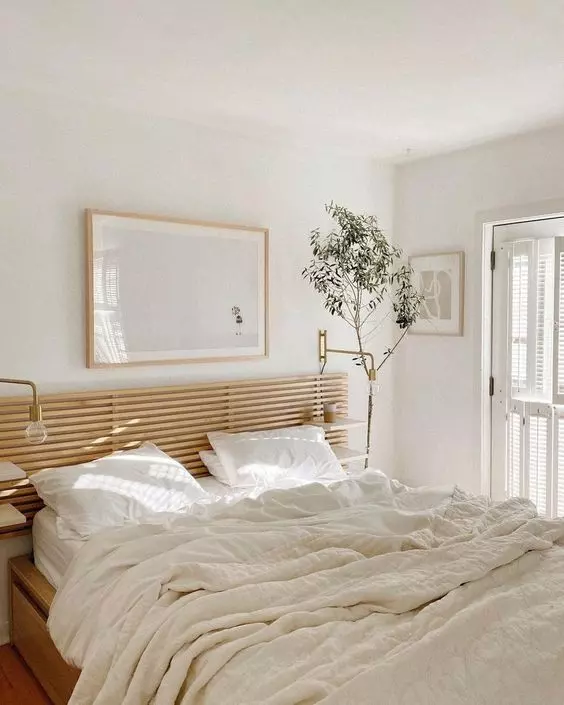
0,378,48,444
318,330,377,384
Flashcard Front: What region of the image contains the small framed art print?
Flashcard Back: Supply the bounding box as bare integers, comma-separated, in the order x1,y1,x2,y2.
408,251,464,336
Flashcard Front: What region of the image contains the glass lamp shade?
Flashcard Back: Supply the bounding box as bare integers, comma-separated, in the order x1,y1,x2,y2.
367,379,381,394
367,369,380,395
25,421,48,445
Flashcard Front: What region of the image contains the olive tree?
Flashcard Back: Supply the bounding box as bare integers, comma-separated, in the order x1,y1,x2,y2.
303,203,422,464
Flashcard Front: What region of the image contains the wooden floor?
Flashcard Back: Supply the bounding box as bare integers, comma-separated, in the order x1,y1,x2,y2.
0,644,51,704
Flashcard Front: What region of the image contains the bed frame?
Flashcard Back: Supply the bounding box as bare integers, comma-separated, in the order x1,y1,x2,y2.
2,373,349,703
10,555,80,705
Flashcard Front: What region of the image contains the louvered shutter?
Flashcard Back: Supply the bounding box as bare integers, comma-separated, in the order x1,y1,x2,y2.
509,241,532,396
507,401,523,498
554,413,564,517
526,403,552,516
553,237,564,404
498,233,564,516
505,239,555,515
535,239,554,398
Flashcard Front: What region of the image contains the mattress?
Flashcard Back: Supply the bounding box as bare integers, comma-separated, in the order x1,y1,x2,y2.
33,507,84,589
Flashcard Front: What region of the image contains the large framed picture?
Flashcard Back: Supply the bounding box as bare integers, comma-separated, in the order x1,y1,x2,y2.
408,251,464,336
86,210,269,367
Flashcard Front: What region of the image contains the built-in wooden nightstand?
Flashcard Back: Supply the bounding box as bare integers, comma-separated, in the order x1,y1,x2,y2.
0,462,29,535
308,416,369,464
0,503,26,529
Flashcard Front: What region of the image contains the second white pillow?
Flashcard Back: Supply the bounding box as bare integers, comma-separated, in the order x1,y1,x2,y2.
208,425,344,487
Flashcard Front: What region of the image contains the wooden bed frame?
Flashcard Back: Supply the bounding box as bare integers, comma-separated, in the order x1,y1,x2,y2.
10,555,80,705
2,373,350,703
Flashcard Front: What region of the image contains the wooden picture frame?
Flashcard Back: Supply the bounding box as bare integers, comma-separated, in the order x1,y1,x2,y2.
86,209,269,368
408,251,465,336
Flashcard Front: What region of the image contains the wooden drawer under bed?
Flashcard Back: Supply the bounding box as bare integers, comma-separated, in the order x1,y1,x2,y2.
9,555,80,705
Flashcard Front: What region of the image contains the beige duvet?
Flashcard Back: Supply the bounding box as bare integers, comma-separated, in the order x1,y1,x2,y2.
48,472,564,704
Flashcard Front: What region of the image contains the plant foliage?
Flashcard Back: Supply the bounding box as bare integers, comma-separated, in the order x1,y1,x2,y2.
302,202,422,373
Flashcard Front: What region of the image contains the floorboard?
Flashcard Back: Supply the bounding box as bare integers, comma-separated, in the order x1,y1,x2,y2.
0,644,52,704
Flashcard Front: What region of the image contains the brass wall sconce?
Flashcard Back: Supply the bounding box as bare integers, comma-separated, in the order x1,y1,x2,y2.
318,330,379,391
0,378,48,444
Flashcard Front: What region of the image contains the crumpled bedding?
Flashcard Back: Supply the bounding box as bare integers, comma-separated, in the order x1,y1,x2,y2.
48,471,564,704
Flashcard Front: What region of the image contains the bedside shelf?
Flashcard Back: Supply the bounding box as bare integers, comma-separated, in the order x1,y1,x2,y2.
0,504,26,529
332,445,369,463
0,461,26,482
309,417,367,432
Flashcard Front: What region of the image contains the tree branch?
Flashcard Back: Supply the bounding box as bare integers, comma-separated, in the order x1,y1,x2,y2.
361,311,393,344
376,327,410,371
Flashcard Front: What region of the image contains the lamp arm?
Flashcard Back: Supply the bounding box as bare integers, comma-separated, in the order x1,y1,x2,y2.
0,378,39,406
325,347,376,378
318,331,376,380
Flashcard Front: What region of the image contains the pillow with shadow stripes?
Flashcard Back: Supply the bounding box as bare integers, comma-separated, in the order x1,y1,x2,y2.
30,442,210,538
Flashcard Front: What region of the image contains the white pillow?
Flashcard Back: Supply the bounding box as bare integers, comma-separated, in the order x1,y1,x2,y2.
30,442,210,538
208,426,345,488
205,425,326,486
199,449,231,485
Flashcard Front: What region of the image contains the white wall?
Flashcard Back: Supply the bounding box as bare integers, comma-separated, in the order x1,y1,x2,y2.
0,87,394,643
394,122,564,493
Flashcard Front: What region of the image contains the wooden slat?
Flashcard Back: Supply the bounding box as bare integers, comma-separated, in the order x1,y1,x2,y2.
0,374,350,537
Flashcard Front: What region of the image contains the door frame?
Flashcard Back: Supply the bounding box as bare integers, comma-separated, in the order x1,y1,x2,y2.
480,199,564,497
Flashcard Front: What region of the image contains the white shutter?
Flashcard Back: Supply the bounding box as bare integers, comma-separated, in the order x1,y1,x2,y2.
549,239,564,516
508,401,552,515
504,239,556,514
555,414,564,517
526,403,552,516
509,242,532,395
553,237,564,404
535,240,554,399
507,401,523,498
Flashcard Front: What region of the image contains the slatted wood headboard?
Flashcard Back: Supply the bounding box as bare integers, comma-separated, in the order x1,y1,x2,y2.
0,373,348,538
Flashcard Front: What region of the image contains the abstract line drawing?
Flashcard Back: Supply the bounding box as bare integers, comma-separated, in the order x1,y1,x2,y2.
408,252,464,336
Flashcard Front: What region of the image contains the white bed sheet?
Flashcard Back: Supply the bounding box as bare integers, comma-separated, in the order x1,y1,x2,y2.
33,507,84,588
32,476,268,587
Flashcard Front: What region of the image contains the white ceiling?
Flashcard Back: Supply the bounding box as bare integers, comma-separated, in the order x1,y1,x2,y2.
2,0,564,161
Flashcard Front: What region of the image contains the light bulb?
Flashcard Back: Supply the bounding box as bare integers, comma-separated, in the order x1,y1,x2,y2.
25,421,48,445
367,369,380,395
367,379,381,394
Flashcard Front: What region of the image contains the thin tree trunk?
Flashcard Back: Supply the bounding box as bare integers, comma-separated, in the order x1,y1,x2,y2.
365,386,373,469
353,326,372,467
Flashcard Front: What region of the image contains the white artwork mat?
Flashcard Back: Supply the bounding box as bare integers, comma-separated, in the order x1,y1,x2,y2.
87,211,268,366
409,252,464,336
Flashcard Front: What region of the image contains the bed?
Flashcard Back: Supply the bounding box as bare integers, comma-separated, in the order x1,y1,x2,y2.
3,374,564,704
3,373,350,704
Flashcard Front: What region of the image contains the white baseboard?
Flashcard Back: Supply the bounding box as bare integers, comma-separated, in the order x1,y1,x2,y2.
0,620,9,646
